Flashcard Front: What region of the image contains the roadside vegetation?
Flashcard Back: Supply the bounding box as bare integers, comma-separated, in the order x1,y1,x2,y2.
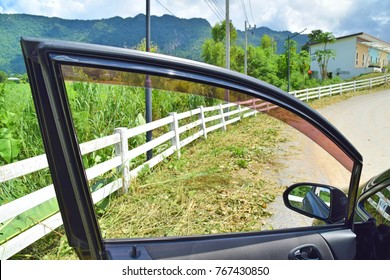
309,73,390,109
201,23,346,91
6,73,388,259
11,113,287,260
1,28,389,259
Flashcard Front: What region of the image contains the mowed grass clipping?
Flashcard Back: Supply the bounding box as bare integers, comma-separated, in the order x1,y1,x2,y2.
99,113,286,239
12,113,286,260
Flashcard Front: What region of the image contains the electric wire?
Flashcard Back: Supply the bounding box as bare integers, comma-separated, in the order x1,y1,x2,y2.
248,0,255,24
154,0,176,16
241,0,249,24
211,0,224,16
204,0,224,22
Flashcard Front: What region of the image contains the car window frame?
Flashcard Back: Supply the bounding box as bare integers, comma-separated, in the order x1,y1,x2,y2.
21,37,363,259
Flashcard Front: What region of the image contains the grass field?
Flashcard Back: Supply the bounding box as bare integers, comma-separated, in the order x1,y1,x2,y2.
11,113,286,259
2,73,389,259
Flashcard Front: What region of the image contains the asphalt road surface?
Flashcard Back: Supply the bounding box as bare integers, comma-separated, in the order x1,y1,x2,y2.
319,89,390,183
262,88,390,230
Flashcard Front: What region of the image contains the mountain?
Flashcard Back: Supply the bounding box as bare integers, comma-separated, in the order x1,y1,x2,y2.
0,13,308,74
0,13,211,74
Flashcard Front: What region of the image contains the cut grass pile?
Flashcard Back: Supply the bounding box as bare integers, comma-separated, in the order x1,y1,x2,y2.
99,114,286,238
13,113,286,259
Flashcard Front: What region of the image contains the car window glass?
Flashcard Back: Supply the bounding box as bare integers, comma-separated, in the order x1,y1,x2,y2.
363,187,390,226
60,65,352,239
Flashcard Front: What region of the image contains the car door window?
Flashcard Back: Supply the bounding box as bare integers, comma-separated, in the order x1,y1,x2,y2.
58,64,353,239
20,38,364,259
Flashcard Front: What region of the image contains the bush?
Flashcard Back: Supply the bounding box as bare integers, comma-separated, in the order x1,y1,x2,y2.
0,71,7,83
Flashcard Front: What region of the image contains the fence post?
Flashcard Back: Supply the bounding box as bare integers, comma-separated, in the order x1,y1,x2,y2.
114,127,130,193
251,99,258,116
219,103,227,131
198,106,207,139
329,85,332,96
238,104,242,119
354,80,356,92
319,87,321,99
369,78,372,90
169,112,181,158
306,88,309,102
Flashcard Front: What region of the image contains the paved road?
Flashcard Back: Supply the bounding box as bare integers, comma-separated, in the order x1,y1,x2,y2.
319,89,390,183
262,89,390,230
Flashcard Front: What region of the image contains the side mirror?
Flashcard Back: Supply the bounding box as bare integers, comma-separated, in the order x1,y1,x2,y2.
283,183,348,224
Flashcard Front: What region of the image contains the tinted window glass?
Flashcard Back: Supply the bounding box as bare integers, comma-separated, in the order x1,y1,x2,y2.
60,65,352,238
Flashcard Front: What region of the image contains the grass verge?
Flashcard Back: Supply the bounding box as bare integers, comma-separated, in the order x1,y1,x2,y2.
12,113,286,259
10,83,389,259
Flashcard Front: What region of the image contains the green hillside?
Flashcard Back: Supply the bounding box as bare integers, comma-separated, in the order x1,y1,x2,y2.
0,13,308,74
0,13,212,74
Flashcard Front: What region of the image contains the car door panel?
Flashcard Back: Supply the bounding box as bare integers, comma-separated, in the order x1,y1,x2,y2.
104,228,355,260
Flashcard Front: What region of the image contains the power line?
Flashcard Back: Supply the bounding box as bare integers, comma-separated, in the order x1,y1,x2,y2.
209,0,225,21
248,0,255,24
154,0,175,16
241,0,249,24
204,0,224,22
211,0,224,16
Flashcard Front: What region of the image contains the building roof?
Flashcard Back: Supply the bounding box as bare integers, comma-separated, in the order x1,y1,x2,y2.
354,33,390,53
310,32,390,53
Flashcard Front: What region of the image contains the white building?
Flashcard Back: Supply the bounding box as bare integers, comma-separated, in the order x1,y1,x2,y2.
309,32,390,79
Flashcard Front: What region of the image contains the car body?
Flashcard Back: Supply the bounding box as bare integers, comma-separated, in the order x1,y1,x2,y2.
20,37,390,260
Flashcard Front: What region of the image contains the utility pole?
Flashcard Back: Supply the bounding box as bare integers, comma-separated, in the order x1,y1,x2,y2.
224,0,230,104
223,0,231,109
145,0,153,160
225,0,230,70
287,28,307,92
244,21,256,75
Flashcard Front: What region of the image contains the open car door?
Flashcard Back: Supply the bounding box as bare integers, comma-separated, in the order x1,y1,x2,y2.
21,37,363,260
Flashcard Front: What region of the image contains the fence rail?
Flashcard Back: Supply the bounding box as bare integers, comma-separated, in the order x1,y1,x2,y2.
290,74,390,101
0,100,267,259
1,74,389,259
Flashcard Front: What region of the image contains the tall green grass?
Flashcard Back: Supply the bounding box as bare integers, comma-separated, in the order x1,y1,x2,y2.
12,113,286,259
0,80,214,246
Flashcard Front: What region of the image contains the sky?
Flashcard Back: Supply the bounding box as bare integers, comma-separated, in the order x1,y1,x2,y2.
1,0,389,42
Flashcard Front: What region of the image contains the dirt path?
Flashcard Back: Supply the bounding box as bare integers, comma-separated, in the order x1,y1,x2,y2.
262,89,390,230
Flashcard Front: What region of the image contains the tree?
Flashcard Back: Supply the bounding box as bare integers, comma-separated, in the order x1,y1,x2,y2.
0,71,7,83
211,20,237,44
133,38,158,53
308,29,324,44
202,21,242,71
247,39,281,87
201,39,225,67
309,30,336,80
260,35,276,55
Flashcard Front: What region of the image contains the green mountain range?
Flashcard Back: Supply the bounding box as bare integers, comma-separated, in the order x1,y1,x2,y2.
0,13,308,74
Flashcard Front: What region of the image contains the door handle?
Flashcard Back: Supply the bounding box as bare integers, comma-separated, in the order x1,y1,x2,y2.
288,244,323,260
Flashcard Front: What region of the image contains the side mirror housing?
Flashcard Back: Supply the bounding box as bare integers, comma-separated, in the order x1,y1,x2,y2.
283,183,348,224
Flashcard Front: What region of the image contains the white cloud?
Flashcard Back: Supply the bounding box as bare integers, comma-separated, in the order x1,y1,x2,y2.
371,13,390,26
1,0,389,41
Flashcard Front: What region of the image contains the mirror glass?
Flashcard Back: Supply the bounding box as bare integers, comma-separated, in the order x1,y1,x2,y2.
287,185,331,219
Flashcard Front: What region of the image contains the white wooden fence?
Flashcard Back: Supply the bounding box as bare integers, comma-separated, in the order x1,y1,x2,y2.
1,74,389,259
289,74,390,100
0,101,265,259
